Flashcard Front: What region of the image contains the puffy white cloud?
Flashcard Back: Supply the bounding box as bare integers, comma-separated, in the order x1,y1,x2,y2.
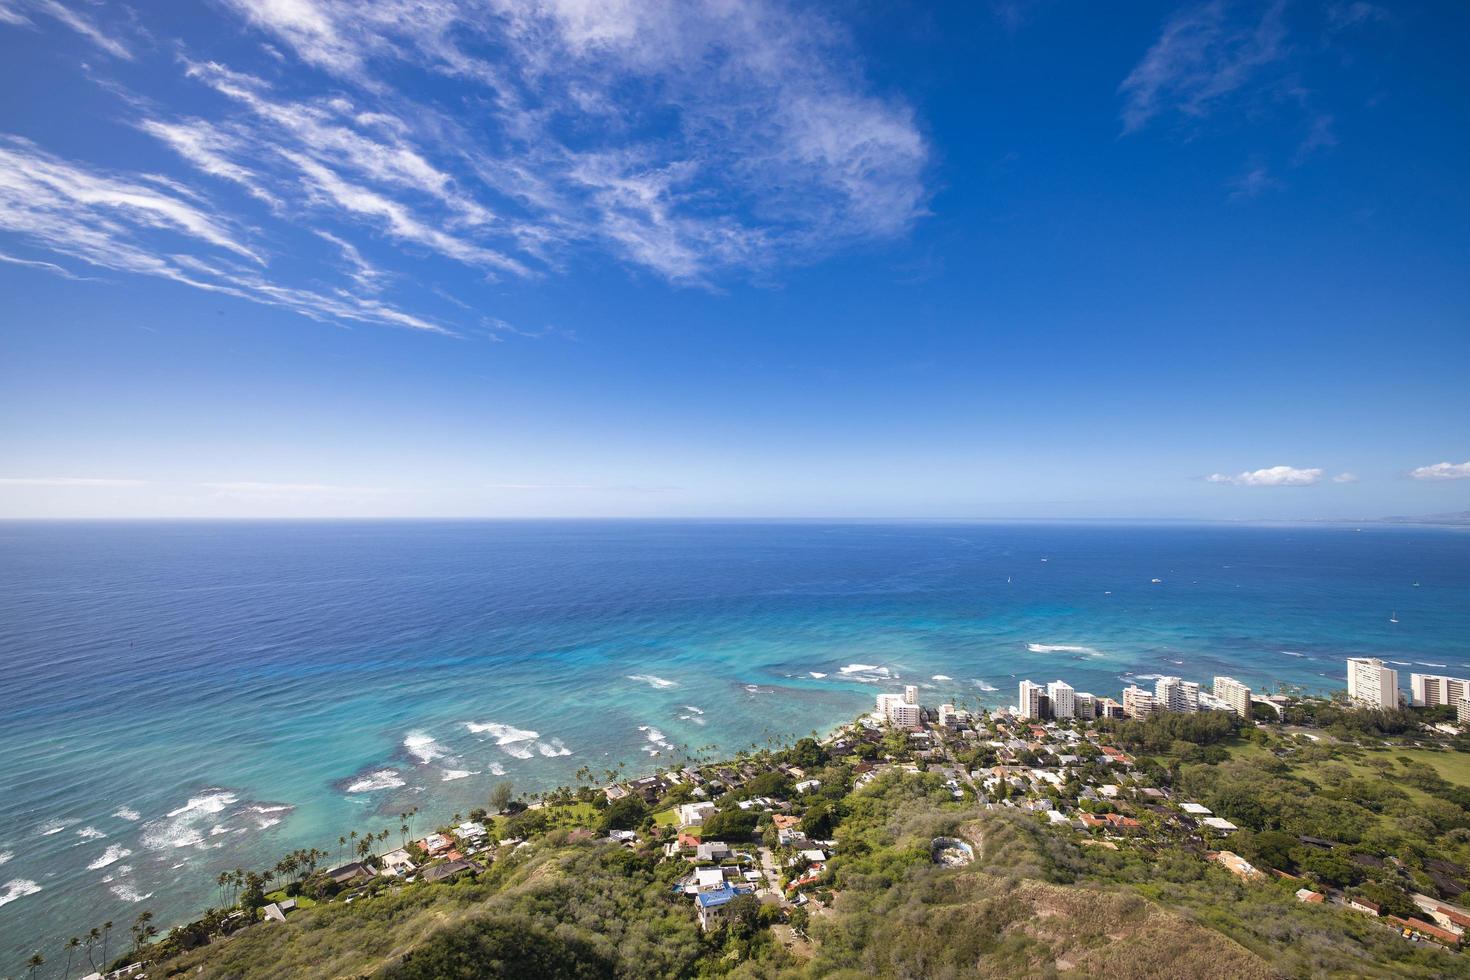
1409,461,1470,481
1207,466,1323,487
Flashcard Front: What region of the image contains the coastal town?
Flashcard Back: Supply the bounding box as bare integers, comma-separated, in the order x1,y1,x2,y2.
50,655,1470,978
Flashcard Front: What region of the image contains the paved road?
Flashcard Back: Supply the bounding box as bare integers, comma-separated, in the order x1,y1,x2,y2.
757,845,785,905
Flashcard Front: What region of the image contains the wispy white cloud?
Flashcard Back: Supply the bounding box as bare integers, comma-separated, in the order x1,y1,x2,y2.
1119,0,1288,134
0,248,93,279
1409,461,1470,481
0,135,445,332
199,481,393,498
24,0,133,59
1228,161,1283,199
208,0,929,283
1332,472,1359,484
1207,465,1323,487
0,477,147,487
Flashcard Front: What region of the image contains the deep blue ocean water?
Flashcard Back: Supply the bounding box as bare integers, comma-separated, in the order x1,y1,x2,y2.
1,519,1467,961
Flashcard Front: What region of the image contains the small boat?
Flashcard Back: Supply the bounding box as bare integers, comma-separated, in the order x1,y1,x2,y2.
1413,582,1421,588
1389,611,1399,624
1150,578,1163,584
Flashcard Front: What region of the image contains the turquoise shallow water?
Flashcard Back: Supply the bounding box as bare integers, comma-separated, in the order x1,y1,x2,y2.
1,519,1467,960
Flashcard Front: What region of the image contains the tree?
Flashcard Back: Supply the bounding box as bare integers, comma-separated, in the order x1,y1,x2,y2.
26,952,42,980
64,936,79,978
130,911,156,957
490,782,515,814
100,921,112,968
598,794,649,834
85,927,101,971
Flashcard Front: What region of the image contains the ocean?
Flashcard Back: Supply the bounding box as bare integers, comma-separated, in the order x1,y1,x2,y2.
1,519,1467,960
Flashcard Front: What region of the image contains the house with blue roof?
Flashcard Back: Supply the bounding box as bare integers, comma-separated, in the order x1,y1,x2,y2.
694,882,756,931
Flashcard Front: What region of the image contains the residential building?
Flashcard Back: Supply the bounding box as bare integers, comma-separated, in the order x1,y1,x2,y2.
1122,685,1157,719
1460,699,1470,725
889,702,921,727
1095,696,1126,720
1212,676,1252,719
1411,673,1470,708
1347,657,1399,709
1073,692,1097,720
1046,680,1076,719
1154,676,1200,712
903,684,919,705
1018,680,1045,720
875,692,903,720
677,801,717,827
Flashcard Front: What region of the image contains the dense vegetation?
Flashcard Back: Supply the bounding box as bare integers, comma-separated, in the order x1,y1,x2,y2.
103,707,1470,978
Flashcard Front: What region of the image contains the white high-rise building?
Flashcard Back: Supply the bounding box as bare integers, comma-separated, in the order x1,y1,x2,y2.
1153,676,1200,713
903,684,919,706
1046,680,1076,719
889,702,921,727
875,693,903,720
1018,680,1044,720
1347,658,1399,709
1074,692,1097,720
1411,673,1470,708
1212,676,1252,719
1122,685,1157,719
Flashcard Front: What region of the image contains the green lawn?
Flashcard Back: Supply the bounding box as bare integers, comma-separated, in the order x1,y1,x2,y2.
652,808,680,827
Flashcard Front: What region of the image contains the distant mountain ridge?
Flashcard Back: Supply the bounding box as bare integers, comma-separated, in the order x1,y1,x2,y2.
1361,511,1470,527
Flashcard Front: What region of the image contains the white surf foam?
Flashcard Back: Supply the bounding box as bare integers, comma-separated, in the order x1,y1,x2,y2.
1417,662,1448,668
38,819,75,837
972,679,998,692
638,726,674,755
682,705,704,714
464,720,550,758
141,791,242,850
87,845,132,870
345,770,406,793
441,769,475,781
110,882,153,903
627,673,678,689
0,851,12,866
0,879,41,907
1281,651,1306,658
76,826,106,840
403,732,445,764
113,807,141,821
487,762,507,776
1026,643,1103,657
537,738,572,757
809,671,828,679
932,674,953,681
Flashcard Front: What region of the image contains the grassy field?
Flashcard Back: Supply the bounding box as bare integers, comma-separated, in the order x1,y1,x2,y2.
652,807,680,827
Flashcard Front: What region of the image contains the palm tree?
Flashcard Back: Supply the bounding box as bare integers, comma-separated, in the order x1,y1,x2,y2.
63,936,79,979
85,927,101,971
216,870,230,907
399,822,410,847
25,952,42,980
100,921,112,968
337,835,347,866
130,911,156,956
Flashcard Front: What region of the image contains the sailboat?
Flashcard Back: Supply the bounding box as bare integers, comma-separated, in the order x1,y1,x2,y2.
1389,611,1399,624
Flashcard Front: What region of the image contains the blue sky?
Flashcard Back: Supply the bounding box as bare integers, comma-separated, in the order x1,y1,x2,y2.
0,0,1466,519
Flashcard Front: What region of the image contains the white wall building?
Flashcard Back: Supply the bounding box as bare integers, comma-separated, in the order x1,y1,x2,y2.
1017,680,1044,720
1047,680,1076,719
1347,657,1399,709
1411,673,1470,708
1154,676,1200,712
889,702,921,727
1212,676,1252,718
1074,692,1097,720
1122,685,1157,719
903,684,919,706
